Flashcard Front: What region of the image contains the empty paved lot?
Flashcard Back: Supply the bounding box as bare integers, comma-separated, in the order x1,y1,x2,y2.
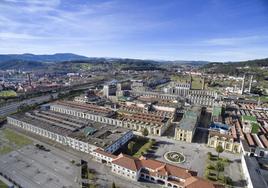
0,144,80,188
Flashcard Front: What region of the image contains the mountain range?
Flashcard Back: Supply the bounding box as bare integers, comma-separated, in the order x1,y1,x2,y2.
0,53,89,63
0,53,267,71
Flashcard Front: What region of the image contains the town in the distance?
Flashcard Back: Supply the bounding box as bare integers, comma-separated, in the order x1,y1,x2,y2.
0,54,267,188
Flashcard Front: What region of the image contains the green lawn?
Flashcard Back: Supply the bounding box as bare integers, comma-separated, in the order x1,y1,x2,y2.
133,141,153,158
0,145,13,155
0,179,8,188
3,129,32,147
0,128,32,155
248,95,268,103
0,90,17,98
171,75,204,89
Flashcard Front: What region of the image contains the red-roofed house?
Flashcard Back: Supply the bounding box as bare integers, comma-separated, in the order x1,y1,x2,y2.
93,148,223,188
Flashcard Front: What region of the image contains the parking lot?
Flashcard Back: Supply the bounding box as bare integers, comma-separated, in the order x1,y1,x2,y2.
0,144,80,188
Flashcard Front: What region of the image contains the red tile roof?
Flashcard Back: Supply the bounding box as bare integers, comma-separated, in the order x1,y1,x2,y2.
139,158,197,178
245,133,255,146
93,148,117,159
112,153,142,171
96,149,222,188
260,135,268,148
184,176,224,188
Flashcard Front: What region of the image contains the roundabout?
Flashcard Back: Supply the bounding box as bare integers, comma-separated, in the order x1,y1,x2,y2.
164,151,186,163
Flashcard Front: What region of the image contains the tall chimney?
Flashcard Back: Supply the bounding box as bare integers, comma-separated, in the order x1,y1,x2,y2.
190,73,193,90
202,77,205,90
27,73,32,87
248,75,253,93
241,74,245,94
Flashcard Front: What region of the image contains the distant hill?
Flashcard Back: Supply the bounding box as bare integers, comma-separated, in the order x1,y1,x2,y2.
0,53,89,63
0,60,46,70
201,58,268,75
0,53,210,70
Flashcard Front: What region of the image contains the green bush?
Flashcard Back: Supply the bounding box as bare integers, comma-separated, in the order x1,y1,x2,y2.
224,176,233,185
222,158,230,163
205,169,210,178
207,175,217,181
207,164,215,170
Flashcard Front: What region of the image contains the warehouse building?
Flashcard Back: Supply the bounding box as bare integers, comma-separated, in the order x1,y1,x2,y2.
174,107,200,143
7,109,133,154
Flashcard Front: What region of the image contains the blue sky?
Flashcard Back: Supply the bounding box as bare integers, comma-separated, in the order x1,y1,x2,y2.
0,0,268,61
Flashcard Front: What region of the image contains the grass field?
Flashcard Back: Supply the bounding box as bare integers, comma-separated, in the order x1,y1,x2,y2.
114,136,152,158
0,128,32,155
0,145,13,155
133,140,153,158
0,90,17,98
0,180,8,188
171,74,204,90
3,129,32,147
248,95,268,103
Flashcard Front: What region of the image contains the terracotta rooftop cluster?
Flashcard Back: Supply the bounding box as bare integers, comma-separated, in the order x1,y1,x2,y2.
56,100,113,116
119,104,173,118
235,104,268,150
94,149,223,188
123,113,166,126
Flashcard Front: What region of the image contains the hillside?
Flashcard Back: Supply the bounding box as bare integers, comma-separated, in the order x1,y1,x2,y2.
0,53,89,63
0,53,210,71
0,60,47,70
201,58,268,75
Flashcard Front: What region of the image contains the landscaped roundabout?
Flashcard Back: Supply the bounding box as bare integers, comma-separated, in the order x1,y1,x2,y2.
164,151,186,163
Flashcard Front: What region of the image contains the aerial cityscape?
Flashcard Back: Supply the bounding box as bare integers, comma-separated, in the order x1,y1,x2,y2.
0,0,268,188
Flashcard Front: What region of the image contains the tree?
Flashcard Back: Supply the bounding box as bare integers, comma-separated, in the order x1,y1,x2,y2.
224,176,232,185
142,128,149,137
112,182,116,188
127,141,135,155
216,145,224,160
215,161,224,180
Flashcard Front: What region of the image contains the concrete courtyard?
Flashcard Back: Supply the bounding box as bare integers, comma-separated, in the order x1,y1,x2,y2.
145,134,245,187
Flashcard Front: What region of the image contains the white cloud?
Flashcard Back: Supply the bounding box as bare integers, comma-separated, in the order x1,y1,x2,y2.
204,35,268,46
0,32,43,39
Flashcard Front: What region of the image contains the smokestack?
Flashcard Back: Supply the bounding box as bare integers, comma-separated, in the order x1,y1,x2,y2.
190,74,193,90
248,75,253,93
202,77,205,90
27,73,32,87
241,74,245,94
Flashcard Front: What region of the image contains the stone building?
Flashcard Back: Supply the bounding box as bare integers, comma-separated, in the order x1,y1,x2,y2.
174,107,200,143
7,109,133,154
91,149,223,188
50,101,171,136
207,130,241,153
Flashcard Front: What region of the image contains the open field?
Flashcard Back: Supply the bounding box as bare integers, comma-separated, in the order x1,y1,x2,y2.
171,74,205,89
248,95,268,103
0,128,32,155
0,179,8,188
114,136,154,158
